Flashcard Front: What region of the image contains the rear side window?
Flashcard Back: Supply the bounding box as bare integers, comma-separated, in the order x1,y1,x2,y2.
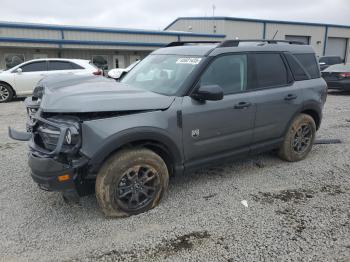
252,53,289,88
48,61,72,71
48,61,84,70
200,54,247,94
284,53,309,81
294,54,320,79
20,61,47,72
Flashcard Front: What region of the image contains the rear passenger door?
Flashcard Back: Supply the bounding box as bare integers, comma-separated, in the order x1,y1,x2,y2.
249,53,303,145
182,54,256,165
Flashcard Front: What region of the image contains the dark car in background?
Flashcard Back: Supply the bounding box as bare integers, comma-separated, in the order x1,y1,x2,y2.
319,56,343,71
322,64,350,91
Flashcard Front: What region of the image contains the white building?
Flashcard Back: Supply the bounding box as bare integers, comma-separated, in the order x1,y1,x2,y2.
165,17,350,62
0,21,224,70
1,16,349,71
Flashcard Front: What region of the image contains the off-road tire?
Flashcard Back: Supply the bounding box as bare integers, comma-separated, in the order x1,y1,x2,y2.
278,114,316,162
0,83,14,103
96,148,169,217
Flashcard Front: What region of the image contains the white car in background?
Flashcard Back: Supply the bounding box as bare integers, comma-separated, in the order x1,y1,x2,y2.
0,58,102,102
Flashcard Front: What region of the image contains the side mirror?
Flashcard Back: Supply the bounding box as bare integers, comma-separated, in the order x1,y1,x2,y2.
16,68,23,73
191,84,224,101
107,68,123,80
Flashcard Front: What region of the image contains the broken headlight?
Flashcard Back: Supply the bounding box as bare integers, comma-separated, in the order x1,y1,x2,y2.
35,117,81,153
64,127,80,146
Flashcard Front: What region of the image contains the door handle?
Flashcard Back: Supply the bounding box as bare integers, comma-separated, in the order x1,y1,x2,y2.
284,94,297,101
234,101,252,109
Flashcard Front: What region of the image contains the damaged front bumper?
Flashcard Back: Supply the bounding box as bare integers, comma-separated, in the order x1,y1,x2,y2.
8,102,92,196
28,152,76,191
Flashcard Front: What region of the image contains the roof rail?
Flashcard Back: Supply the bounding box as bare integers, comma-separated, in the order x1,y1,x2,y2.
166,40,221,47
217,39,305,47
165,39,305,48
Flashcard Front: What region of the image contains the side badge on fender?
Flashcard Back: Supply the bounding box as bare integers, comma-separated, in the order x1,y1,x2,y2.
191,129,200,138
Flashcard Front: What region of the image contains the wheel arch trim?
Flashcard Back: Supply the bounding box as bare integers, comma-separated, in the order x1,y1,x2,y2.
301,102,322,129
85,127,184,174
282,104,321,136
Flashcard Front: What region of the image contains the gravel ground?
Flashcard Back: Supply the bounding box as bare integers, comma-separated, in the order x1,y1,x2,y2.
0,93,350,262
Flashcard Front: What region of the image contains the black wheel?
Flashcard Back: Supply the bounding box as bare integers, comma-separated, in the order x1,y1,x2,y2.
96,148,169,217
278,114,316,162
0,83,14,103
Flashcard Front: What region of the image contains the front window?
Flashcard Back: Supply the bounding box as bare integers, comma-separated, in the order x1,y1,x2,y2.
199,54,247,94
121,54,203,95
20,61,47,72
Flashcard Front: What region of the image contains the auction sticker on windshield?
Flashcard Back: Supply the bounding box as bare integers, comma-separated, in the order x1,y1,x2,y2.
176,57,202,65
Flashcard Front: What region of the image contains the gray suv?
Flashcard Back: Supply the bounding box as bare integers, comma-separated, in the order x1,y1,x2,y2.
9,40,327,217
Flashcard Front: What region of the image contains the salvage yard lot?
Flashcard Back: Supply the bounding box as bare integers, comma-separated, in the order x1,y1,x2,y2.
0,93,350,262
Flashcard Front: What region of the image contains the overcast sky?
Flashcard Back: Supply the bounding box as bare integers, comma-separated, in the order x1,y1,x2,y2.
1,0,350,30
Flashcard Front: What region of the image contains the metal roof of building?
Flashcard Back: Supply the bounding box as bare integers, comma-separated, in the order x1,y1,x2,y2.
164,16,350,30
0,20,225,38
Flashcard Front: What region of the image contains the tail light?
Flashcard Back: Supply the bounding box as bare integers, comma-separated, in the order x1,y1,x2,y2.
338,72,350,78
93,69,102,76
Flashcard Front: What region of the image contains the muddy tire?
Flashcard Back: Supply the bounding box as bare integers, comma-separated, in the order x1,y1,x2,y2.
278,114,316,162
0,83,14,103
96,148,169,217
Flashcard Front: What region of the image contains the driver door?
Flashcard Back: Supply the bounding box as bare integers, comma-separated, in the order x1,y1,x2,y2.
182,54,256,166
14,60,48,94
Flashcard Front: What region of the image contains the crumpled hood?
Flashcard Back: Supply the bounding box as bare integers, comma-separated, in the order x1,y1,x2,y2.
38,75,175,113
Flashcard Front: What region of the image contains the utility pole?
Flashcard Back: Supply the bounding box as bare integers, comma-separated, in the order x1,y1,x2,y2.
212,4,216,33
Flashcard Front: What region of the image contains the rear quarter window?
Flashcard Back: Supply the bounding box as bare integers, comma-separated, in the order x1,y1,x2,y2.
294,53,320,79
71,62,84,69
285,53,309,81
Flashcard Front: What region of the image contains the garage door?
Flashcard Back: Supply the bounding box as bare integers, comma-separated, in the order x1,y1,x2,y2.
285,35,310,44
325,37,347,60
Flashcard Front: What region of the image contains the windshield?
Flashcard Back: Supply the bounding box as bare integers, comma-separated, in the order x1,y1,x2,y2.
121,54,203,95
